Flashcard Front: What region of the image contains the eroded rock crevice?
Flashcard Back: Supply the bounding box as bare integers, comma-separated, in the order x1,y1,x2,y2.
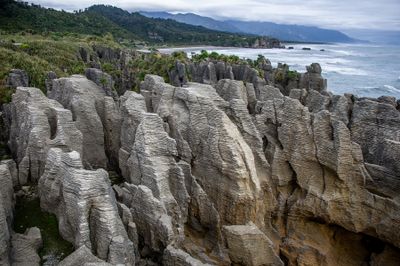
1,63,400,265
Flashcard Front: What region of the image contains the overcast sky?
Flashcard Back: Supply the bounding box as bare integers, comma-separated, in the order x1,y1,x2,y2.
30,0,400,31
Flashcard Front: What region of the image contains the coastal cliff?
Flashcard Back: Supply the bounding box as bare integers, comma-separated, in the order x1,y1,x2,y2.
0,53,400,265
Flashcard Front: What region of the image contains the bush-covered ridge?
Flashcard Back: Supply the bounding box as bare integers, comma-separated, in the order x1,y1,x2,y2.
0,1,281,47
0,33,121,103
0,33,296,106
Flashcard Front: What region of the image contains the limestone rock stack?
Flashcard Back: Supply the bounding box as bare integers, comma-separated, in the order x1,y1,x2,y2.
38,148,135,265
48,75,121,170
1,61,400,265
7,87,82,185
0,161,15,265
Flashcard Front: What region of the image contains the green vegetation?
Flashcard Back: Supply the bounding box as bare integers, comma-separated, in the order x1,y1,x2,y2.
129,51,186,88
0,1,135,40
86,5,260,46
13,195,74,262
287,70,299,80
0,1,266,47
192,50,240,64
108,170,125,185
0,32,122,105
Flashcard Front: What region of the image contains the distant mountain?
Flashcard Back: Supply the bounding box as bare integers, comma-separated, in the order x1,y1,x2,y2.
87,6,280,47
0,1,280,47
226,20,355,43
141,11,356,43
341,29,400,45
140,11,240,33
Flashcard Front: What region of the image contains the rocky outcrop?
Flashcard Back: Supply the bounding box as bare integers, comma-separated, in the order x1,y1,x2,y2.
48,75,120,170
10,227,42,266
163,245,212,266
350,98,400,179
6,69,28,88
299,63,327,93
136,74,400,264
3,62,400,265
151,78,264,226
251,37,284,49
0,160,15,265
38,148,135,265
8,87,82,185
223,223,283,266
58,246,112,266
85,68,117,98
169,60,188,87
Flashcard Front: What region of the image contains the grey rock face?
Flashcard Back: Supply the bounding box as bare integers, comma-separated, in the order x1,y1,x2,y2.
300,63,327,93
188,61,218,85
169,60,188,87
8,87,82,185
6,69,28,87
137,74,400,262
58,245,112,266
350,98,400,173
117,89,187,253
163,245,212,266
350,98,400,198
215,79,275,206
49,75,120,170
45,71,57,92
85,68,117,98
223,223,283,266
38,148,135,265
0,161,15,265
149,78,263,226
5,67,400,265
10,227,42,266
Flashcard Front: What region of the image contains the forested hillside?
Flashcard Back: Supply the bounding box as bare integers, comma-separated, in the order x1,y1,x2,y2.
0,1,280,47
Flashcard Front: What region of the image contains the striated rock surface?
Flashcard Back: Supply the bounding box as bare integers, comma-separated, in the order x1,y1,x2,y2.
135,74,400,265
223,223,283,266
169,60,188,87
6,69,28,88
0,160,15,265
299,63,327,93
8,87,82,185
48,75,120,170
3,63,400,265
163,245,212,266
10,227,42,266
58,245,112,266
38,148,135,265
85,68,117,98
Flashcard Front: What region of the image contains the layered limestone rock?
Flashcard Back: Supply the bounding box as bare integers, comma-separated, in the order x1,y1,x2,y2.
350,98,400,185
117,88,198,258
169,60,188,87
58,246,112,266
8,87,82,184
38,148,135,265
163,245,212,266
4,65,400,265
48,75,121,169
145,77,265,226
85,68,117,98
299,63,327,93
253,90,400,253
223,223,283,266
10,227,42,266
0,161,15,265
137,74,400,264
6,69,28,88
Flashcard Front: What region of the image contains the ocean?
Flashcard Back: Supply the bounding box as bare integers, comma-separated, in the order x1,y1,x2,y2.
159,43,400,99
